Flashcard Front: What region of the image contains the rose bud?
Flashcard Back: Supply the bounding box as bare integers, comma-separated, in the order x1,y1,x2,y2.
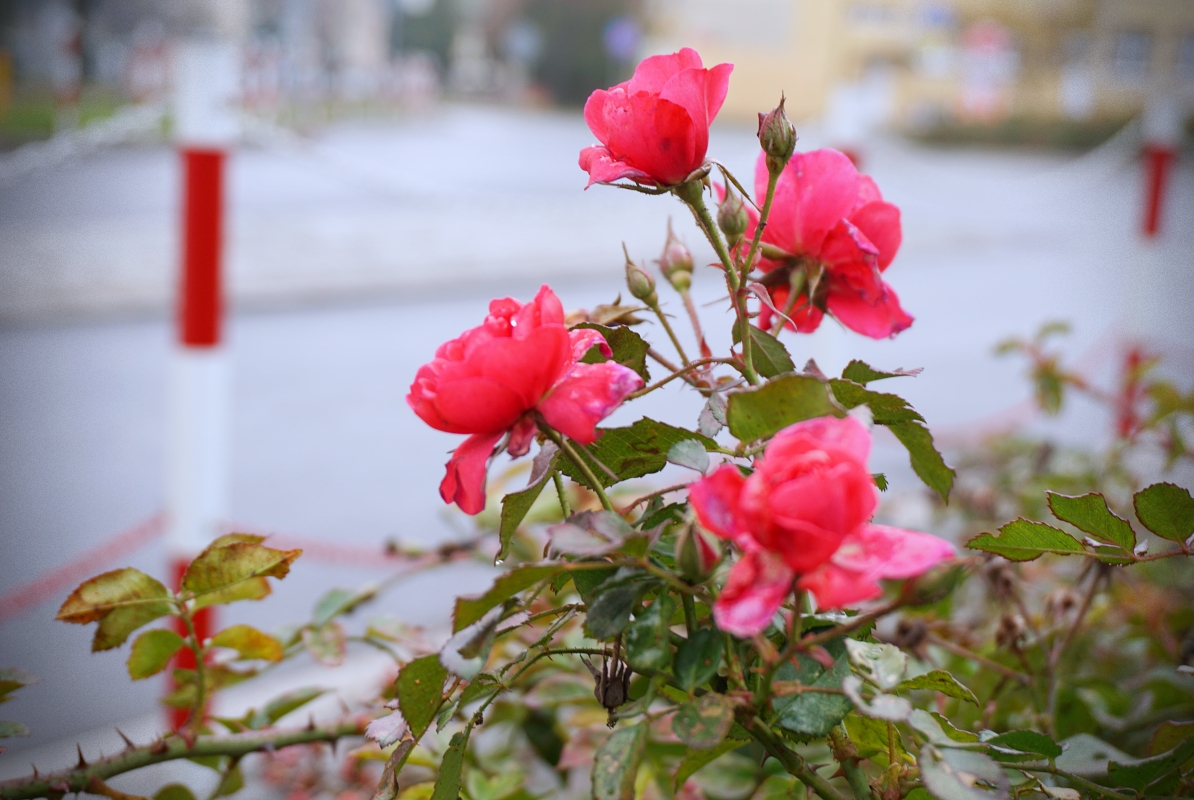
717,187,749,246
675,523,722,582
625,260,658,306
758,94,797,172
657,223,694,292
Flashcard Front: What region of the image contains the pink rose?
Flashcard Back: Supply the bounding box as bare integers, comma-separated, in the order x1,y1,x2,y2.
746,149,913,339
580,48,733,188
407,285,643,514
688,416,954,636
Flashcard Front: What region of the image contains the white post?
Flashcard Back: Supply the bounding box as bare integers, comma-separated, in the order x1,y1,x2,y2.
165,36,239,728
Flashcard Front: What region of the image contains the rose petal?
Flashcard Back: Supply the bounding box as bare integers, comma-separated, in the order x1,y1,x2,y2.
536,361,642,444
713,547,795,637
689,464,747,540
826,282,914,339
440,431,504,515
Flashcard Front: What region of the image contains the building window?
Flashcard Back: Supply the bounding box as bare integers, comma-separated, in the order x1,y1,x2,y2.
1112,31,1152,79
1179,34,1194,81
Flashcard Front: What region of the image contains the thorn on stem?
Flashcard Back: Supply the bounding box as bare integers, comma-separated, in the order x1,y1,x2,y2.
76,744,88,769
116,728,136,750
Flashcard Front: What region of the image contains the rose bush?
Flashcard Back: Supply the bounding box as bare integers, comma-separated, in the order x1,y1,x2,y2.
8,45,1193,800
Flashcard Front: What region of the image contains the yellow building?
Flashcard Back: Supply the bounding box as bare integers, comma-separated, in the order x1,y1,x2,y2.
643,0,1194,133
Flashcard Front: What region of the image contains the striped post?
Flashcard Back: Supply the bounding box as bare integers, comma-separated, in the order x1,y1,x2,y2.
166,38,239,729
1119,96,1181,440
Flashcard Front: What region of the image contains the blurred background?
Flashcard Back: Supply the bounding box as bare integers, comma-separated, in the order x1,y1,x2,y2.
0,0,1192,777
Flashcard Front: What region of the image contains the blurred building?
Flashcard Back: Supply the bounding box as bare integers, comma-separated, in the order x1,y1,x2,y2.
644,0,1194,138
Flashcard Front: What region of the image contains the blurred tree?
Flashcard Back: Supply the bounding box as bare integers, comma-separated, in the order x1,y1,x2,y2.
525,0,637,106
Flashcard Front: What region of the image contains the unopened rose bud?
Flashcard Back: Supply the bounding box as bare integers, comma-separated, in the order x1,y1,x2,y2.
717,188,749,246
625,261,658,306
675,524,722,582
657,221,694,292
758,94,797,172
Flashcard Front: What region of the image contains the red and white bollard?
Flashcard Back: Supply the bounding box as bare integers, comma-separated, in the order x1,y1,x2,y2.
166,38,239,729
1118,96,1181,440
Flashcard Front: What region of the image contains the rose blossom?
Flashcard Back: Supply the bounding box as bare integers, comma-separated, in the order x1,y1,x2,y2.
688,416,954,637
745,149,913,339
407,285,642,515
580,48,733,188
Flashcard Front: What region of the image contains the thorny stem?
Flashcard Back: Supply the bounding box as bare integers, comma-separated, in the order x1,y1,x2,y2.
679,288,711,359
180,608,208,730
552,471,571,518
628,357,740,399
538,424,614,512
674,181,761,386
681,592,698,637
924,633,1032,685
648,302,691,366
621,482,691,512
747,720,850,800
742,167,781,287
1047,564,1106,736
0,722,366,800
1016,766,1135,800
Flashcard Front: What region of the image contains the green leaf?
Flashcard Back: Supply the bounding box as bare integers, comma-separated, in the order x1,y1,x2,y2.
211,624,283,662
872,473,888,492
312,586,377,627
844,713,902,760
1107,738,1194,790
302,622,346,667
919,746,1010,800
673,739,745,790
154,784,197,800
667,439,710,473
127,629,186,679
733,325,794,378
966,519,1086,561
453,564,560,632
845,639,907,691
1054,733,1134,777
774,640,854,737
0,669,37,702
674,628,722,692
571,565,618,605
624,595,674,672
907,709,980,745
212,763,244,798
1047,492,1135,551
1134,482,1194,543
497,466,554,562
672,693,735,748
585,570,656,640
397,654,448,740
897,670,979,706
0,720,30,738
183,536,301,606
841,360,921,385
558,418,715,489
725,375,839,443
592,722,646,800
886,421,955,501
248,687,326,729
987,730,1062,759
577,323,651,382
431,731,469,800
56,567,173,652
1150,720,1194,755
829,380,925,425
